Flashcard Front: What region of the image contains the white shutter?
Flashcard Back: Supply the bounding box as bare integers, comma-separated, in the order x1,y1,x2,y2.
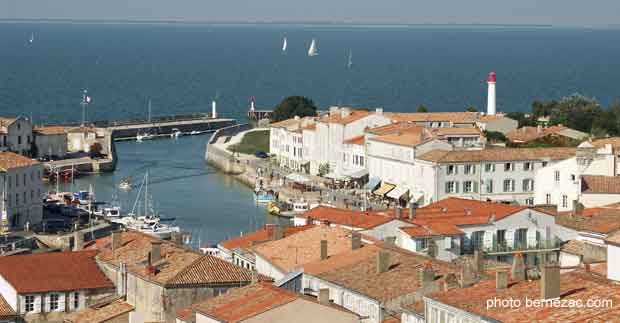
444,236,452,249
35,295,42,313
19,296,26,314
483,231,493,249
526,229,536,247
78,291,86,309
506,229,515,248
58,293,65,312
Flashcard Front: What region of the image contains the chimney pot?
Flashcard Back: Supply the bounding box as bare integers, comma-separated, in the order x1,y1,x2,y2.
395,208,402,220
150,241,162,264
473,250,485,275
318,288,330,304
351,232,362,250
511,253,526,282
73,231,84,251
111,231,121,255
376,250,391,274
320,240,328,260
540,263,560,300
496,269,509,290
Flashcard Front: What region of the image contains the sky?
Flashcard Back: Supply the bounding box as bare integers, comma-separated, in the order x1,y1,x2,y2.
2,0,620,26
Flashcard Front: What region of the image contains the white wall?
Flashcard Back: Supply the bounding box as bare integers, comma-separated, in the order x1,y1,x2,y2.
607,244,620,281
254,253,286,281
0,164,44,228
0,275,17,311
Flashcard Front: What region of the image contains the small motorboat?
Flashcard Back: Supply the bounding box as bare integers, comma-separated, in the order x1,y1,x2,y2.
279,200,310,218
170,128,182,138
267,201,281,215
254,189,277,204
102,206,122,220
136,132,154,142
119,178,132,191
189,130,200,135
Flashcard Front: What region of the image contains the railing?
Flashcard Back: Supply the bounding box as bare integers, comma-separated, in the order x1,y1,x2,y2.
466,238,563,255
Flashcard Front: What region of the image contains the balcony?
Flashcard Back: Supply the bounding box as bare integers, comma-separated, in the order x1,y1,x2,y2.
478,238,562,256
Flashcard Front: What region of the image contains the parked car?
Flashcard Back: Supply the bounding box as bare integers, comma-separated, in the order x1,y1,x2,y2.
255,151,269,159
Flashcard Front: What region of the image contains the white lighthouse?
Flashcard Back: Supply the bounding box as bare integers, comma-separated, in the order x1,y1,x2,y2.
486,71,497,115
211,100,218,119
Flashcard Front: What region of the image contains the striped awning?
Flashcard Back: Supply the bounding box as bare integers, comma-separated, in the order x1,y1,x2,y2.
373,182,395,197
386,186,409,200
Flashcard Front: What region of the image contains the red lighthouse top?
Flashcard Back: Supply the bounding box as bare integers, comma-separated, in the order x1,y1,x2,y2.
487,71,496,83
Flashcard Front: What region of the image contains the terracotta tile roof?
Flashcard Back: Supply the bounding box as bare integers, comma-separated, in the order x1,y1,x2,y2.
97,230,258,287
402,299,425,315
556,209,620,234
34,126,67,135
479,114,513,122
0,152,40,170
592,137,620,150
220,224,314,251
0,117,17,126
319,109,373,125
605,231,620,246
193,282,298,322
344,135,365,145
0,294,16,318
382,315,401,323
369,126,433,147
417,147,576,163
505,125,587,143
399,223,465,237
0,250,113,293
581,175,620,194
85,230,148,250
311,243,457,302
303,244,382,275
430,126,483,136
301,123,316,131
253,225,359,274
300,206,398,230
561,240,585,256
64,299,134,323
409,197,527,226
384,112,478,123
427,271,620,323
270,117,316,130
366,122,420,136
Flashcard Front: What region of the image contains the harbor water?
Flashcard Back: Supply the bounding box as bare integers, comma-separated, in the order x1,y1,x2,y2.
46,134,288,246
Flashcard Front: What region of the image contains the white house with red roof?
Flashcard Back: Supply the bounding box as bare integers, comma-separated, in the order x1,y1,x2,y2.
0,250,115,322
0,117,33,156
396,198,561,263
0,151,44,230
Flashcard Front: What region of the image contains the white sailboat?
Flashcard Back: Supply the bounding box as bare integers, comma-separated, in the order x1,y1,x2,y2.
347,49,353,69
308,39,318,57
28,32,34,44
282,37,288,52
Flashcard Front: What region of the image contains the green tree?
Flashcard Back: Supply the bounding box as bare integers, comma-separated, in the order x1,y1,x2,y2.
416,105,429,113
318,163,330,177
483,130,507,142
270,96,318,122
465,106,478,112
548,94,601,133
506,112,536,128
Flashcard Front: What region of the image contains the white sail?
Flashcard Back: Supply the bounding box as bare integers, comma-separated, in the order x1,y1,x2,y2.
347,50,353,68
28,32,34,44
308,39,318,57
282,37,287,52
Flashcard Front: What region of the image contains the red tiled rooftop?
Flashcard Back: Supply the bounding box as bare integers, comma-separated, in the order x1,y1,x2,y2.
0,250,113,293
344,135,365,145
556,208,620,234
384,112,479,123
319,109,372,125
418,147,576,163
0,152,40,170
0,294,16,318
301,206,399,230
581,175,620,194
219,224,314,251
410,197,527,225
34,126,67,135
506,125,578,143
64,299,134,323
400,223,465,237
427,271,620,323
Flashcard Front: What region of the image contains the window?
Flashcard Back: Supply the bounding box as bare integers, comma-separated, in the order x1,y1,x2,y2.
503,179,515,192
524,162,533,171
17,136,21,145
15,174,18,187
446,165,457,175
25,295,35,312
445,181,457,193
525,198,534,206
15,193,19,206
562,195,568,208
471,231,485,251
49,293,59,311
463,181,475,193
464,164,475,174
504,163,514,171
515,228,528,248
542,161,549,167
554,170,560,182
359,156,364,167
416,238,429,251
497,229,506,247
546,193,551,204
73,292,79,309
522,179,534,192
485,179,493,193
485,163,495,172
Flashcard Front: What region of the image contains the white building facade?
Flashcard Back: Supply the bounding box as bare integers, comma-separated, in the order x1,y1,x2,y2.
0,152,43,229
0,117,33,157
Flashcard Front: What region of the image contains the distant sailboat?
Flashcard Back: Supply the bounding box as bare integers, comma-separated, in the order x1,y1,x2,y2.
347,50,353,69
282,37,288,52
308,39,318,57
28,32,34,45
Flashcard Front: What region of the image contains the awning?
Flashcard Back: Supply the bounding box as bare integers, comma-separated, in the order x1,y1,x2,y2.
386,186,409,200
344,168,369,179
373,182,395,197
366,177,381,190
325,172,350,181
285,173,310,183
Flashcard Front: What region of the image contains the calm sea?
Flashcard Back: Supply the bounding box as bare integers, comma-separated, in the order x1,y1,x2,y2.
2,23,620,244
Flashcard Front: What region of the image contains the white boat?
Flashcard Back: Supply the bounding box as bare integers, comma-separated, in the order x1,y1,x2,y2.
282,37,287,52
347,50,353,69
308,39,319,57
102,206,121,219
279,200,310,217
189,130,200,135
136,132,154,142
119,178,132,191
170,128,182,138
28,32,34,44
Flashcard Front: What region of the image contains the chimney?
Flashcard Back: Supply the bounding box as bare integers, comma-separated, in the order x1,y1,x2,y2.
473,250,485,275
511,253,526,282
150,241,162,264
496,269,509,290
486,71,496,116
460,260,477,288
540,263,560,300
421,262,435,286
572,201,584,216
395,208,402,220
376,250,391,274
351,232,362,250
111,231,121,254
271,225,284,240
318,288,330,304
329,106,339,117
375,108,384,116
251,270,258,283
427,239,438,259
340,108,351,118
409,203,418,220
537,125,543,134
320,240,328,260
73,231,84,251
211,100,217,119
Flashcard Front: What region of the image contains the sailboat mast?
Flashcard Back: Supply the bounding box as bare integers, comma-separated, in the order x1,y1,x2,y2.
144,172,148,218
